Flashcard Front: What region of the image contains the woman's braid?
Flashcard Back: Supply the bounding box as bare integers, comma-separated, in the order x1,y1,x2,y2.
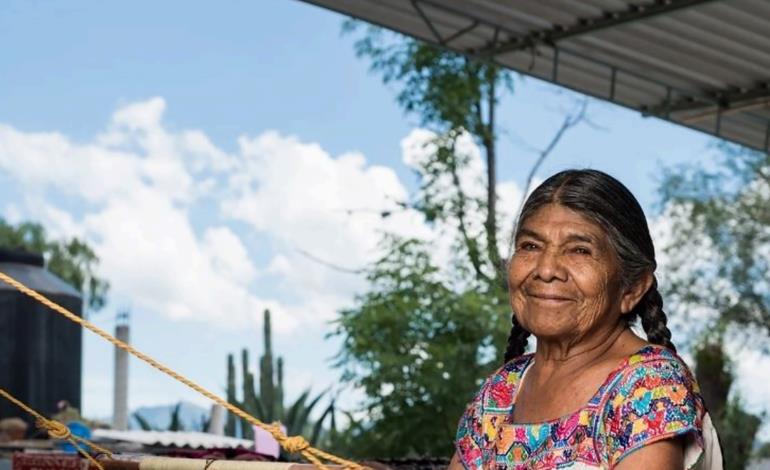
503,315,530,364
636,278,676,352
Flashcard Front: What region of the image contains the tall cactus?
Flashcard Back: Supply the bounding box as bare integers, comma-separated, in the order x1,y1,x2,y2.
259,309,276,422
275,357,284,419
224,308,335,447
241,349,258,440
225,353,237,437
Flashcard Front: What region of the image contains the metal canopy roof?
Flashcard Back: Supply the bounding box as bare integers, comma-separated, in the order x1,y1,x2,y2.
298,0,770,153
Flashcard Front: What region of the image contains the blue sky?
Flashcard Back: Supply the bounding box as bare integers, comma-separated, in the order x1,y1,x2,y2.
3,0,767,435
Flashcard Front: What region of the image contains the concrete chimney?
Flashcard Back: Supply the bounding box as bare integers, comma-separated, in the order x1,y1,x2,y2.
207,404,225,435
112,312,130,430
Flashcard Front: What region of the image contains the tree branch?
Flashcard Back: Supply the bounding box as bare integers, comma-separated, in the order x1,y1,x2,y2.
295,247,365,274
446,135,491,284
515,99,589,219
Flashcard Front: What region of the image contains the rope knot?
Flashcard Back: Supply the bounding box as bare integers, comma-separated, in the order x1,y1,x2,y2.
38,419,71,440
282,435,310,453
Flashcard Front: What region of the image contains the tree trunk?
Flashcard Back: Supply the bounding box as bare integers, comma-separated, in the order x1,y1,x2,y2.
483,74,502,281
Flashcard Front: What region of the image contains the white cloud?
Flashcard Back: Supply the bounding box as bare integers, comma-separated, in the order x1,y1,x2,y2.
497,180,525,257
0,99,268,331
0,98,527,338
219,130,434,320
204,227,257,285
81,187,260,325
111,97,166,132
0,125,141,203
3,99,512,336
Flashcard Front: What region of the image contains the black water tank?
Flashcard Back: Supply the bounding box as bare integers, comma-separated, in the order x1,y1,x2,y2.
0,248,83,426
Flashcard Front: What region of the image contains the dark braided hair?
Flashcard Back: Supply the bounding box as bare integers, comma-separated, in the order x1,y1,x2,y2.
503,315,531,363
503,169,676,364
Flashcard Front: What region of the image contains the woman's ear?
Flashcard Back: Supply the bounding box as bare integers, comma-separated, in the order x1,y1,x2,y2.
621,271,654,314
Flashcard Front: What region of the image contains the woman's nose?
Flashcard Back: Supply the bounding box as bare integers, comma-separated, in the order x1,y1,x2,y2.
533,249,567,282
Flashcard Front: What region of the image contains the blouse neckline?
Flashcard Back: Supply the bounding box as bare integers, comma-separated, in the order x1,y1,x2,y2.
507,344,660,427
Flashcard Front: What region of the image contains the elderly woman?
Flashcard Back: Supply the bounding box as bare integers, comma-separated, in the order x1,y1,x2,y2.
450,170,721,469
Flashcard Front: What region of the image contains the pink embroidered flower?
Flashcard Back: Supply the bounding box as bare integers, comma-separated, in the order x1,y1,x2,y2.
488,380,514,408
554,412,579,440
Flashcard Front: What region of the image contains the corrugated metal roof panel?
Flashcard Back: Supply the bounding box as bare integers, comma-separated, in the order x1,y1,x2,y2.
297,0,770,153
92,430,253,450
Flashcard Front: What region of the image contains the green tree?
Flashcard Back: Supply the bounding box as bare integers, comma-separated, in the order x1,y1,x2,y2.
345,20,512,282
333,237,502,457
693,334,761,470
659,144,770,337
660,144,770,469
330,24,585,458
0,219,109,311
721,398,761,470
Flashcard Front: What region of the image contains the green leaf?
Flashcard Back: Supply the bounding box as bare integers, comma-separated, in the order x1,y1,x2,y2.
0,219,109,311
132,412,155,431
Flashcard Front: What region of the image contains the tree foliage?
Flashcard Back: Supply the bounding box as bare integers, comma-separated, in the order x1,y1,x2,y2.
659,144,770,339
693,334,761,470
346,21,513,279
0,219,109,311
333,237,507,457
332,23,584,458
345,21,512,136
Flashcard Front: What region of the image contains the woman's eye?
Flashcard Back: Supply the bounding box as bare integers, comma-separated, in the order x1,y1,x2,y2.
572,246,591,255
519,242,538,251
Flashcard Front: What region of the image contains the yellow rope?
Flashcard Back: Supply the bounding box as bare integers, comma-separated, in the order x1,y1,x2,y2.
0,387,112,470
0,270,362,470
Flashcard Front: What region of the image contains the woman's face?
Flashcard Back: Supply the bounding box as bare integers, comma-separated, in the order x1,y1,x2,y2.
508,204,628,342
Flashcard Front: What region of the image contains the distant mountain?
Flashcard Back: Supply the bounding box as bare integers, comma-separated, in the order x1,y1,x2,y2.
130,401,209,431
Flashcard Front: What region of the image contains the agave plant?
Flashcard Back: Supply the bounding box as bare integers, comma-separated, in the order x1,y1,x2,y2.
167,403,184,432
225,309,337,449
131,403,187,432
132,412,155,431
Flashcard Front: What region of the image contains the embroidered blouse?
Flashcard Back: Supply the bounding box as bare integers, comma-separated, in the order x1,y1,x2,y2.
455,345,711,469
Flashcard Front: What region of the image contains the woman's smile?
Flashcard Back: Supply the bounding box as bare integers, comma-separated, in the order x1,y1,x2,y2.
525,290,574,304
529,294,572,305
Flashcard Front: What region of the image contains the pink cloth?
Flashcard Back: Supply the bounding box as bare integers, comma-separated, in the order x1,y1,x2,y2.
253,424,285,458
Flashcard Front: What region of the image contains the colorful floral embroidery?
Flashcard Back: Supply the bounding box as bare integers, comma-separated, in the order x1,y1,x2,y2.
455,345,705,469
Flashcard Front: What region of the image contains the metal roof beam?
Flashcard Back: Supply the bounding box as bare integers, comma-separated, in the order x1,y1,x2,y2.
642,82,770,118
473,0,720,56
411,0,480,46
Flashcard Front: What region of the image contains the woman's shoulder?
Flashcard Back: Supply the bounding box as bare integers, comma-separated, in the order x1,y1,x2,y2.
614,344,699,390
477,353,534,411
601,344,702,409
599,344,707,467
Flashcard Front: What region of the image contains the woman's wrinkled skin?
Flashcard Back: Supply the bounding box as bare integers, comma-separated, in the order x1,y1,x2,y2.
509,203,629,349
507,204,652,426
448,204,684,469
